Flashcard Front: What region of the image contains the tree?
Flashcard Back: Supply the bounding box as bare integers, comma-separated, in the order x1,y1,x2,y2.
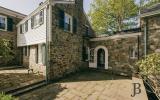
89,0,138,34
0,38,14,64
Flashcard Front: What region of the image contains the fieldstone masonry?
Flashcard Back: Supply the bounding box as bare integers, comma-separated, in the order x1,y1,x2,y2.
0,13,23,66
49,0,92,80
90,32,143,76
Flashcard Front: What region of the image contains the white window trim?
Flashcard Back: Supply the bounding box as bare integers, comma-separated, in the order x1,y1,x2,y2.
0,15,7,31
130,47,138,59
33,10,44,29
64,13,73,33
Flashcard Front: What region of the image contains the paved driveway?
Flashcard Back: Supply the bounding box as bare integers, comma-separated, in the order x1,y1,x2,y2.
19,70,133,100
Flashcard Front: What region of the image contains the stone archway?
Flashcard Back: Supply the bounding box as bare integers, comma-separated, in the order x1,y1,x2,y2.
94,46,108,69
97,48,105,69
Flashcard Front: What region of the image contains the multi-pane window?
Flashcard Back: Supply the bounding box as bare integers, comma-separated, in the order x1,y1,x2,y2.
39,10,44,24
20,20,28,34
0,15,7,30
64,13,72,32
34,14,40,27
24,46,30,57
31,10,44,28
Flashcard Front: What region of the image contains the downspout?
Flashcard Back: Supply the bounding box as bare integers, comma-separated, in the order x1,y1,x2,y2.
144,18,148,58
137,35,140,60
46,0,52,83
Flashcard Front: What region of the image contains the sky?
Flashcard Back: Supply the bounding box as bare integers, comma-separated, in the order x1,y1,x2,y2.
0,0,92,15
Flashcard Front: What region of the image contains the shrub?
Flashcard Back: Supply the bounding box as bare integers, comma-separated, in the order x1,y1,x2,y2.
0,92,17,100
0,38,14,64
136,53,160,76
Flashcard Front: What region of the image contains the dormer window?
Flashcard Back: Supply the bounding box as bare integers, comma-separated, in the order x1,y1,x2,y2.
0,15,7,31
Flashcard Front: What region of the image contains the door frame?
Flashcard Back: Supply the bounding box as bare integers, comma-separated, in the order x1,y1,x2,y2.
94,46,108,69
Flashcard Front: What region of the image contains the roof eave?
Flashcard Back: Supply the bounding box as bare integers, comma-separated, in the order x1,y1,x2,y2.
141,9,160,18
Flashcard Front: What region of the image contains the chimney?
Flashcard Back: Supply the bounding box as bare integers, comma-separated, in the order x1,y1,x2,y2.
39,2,43,6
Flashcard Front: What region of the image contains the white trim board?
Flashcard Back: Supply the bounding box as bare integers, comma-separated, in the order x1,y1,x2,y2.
0,6,26,19
90,32,142,42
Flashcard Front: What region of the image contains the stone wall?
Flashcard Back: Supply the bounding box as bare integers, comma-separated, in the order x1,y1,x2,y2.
49,0,92,80
90,33,143,76
0,13,22,66
141,15,160,54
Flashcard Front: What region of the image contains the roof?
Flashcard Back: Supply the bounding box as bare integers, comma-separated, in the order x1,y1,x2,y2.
141,3,160,18
0,6,26,19
17,0,50,26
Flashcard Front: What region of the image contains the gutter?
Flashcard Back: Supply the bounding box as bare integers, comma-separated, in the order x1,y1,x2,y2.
144,18,148,57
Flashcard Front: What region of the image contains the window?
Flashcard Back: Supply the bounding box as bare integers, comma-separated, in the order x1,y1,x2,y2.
20,20,28,34
64,13,72,32
39,10,44,25
73,17,77,33
34,14,40,27
82,46,89,61
24,47,27,56
31,10,44,28
90,48,94,62
20,25,23,34
0,15,7,31
129,46,138,59
23,46,30,56
41,44,46,65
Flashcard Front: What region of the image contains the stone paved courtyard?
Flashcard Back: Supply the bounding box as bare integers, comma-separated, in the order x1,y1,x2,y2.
0,68,44,92
19,70,133,100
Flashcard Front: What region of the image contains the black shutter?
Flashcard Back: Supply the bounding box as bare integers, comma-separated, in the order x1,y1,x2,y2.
73,17,77,33
31,17,34,29
58,9,64,29
7,17,13,31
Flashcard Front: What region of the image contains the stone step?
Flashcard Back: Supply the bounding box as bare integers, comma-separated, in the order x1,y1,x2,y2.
5,80,46,97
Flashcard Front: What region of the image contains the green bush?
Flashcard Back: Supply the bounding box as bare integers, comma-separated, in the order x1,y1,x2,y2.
0,93,17,100
136,53,160,76
0,38,14,64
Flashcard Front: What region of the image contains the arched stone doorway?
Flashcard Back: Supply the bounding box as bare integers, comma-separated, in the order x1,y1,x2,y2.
94,46,108,69
97,48,105,69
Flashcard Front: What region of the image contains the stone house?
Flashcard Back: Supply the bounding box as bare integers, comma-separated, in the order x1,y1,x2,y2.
0,6,26,66
141,3,160,56
4,0,159,81
16,0,94,79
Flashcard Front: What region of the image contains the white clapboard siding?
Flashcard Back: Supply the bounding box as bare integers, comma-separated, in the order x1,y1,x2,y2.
17,8,47,47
